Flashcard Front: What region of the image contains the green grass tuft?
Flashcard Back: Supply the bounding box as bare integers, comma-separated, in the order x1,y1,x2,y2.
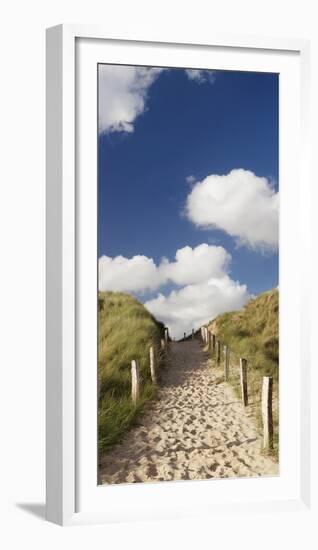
98,291,165,453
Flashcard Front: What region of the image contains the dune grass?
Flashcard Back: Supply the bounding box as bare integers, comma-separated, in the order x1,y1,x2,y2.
98,291,165,453
208,288,279,456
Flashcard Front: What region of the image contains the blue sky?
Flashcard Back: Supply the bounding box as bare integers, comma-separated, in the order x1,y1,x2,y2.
98,65,278,337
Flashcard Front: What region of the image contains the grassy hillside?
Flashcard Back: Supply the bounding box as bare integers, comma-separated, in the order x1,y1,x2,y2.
209,288,278,377
98,291,165,453
208,288,279,454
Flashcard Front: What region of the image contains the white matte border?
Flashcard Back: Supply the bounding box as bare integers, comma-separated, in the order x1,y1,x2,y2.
46,25,311,526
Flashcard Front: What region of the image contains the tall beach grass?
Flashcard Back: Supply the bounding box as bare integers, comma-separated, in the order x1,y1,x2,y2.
208,288,279,456
98,291,165,453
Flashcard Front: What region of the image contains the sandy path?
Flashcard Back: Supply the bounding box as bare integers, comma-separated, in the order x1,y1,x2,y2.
99,340,278,484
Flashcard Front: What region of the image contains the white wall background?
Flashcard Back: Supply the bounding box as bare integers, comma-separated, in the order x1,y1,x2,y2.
0,0,317,547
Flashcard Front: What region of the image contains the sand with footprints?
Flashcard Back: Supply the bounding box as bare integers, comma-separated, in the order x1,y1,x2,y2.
99,340,278,484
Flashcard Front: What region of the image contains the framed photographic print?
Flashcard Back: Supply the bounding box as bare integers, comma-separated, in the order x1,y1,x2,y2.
46,25,311,526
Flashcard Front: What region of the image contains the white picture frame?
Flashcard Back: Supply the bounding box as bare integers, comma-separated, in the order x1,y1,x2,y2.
46,24,311,526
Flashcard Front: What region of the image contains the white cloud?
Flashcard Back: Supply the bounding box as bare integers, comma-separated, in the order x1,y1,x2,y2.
99,244,230,293
98,65,163,134
99,255,162,292
99,65,218,134
185,69,216,84
144,276,249,339
186,169,279,251
159,244,230,285
99,243,250,339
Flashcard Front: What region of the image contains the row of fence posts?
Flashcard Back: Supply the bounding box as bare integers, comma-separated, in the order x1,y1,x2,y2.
182,330,194,340
130,327,170,406
183,329,195,340
200,325,274,451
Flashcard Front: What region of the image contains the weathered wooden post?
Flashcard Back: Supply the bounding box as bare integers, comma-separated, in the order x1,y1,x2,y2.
164,327,169,344
184,332,186,340
207,330,211,350
212,333,216,354
224,345,229,380
205,327,209,344
149,346,157,384
131,360,140,405
262,376,273,450
200,327,204,341
192,328,194,339
240,358,248,406
160,338,166,352
216,340,221,364
208,331,213,351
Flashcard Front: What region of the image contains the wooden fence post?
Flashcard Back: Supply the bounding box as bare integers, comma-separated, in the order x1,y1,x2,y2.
216,340,221,364
261,376,273,450
164,327,169,343
131,360,140,404
240,358,248,406
184,332,186,340
224,345,229,380
149,346,157,384
192,328,194,339
212,333,216,354
207,331,211,350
